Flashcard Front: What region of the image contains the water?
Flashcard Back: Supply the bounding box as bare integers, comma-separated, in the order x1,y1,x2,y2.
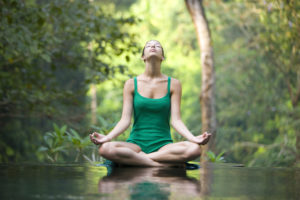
0,163,298,200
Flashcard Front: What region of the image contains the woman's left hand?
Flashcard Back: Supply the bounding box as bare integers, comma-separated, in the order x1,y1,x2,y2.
189,132,212,145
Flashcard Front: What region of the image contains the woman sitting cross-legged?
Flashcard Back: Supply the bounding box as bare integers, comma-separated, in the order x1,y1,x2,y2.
90,40,211,167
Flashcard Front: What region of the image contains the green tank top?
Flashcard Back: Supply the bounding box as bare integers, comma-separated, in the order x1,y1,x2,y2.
126,76,173,153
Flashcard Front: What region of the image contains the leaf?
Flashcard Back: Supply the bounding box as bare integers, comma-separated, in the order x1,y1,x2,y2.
53,123,60,134
41,54,51,63
70,129,81,139
38,146,49,152
72,138,81,145
44,137,53,148
52,146,68,154
82,154,93,164
216,151,225,160
46,154,55,162
206,151,215,158
60,125,67,136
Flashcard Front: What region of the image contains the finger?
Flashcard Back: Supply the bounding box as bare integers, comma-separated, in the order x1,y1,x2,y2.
205,139,210,144
203,136,211,144
90,134,95,140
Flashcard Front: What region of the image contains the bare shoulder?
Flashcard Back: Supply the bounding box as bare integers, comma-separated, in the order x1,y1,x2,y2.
170,77,182,92
124,78,134,93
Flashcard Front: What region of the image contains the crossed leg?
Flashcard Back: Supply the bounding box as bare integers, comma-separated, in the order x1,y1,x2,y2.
147,141,202,163
98,141,163,167
98,141,202,167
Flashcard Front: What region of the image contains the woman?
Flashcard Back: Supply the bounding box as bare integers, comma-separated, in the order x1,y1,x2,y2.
90,40,211,167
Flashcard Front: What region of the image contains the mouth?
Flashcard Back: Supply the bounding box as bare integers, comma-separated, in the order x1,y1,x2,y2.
150,49,156,52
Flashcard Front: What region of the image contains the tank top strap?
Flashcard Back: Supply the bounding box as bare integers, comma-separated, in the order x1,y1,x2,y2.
134,77,137,93
167,77,171,95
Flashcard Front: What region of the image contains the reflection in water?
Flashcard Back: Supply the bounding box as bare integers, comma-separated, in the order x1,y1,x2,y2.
98,167,204,200
0,163,297,200
199,162,213,197
130,181,169,200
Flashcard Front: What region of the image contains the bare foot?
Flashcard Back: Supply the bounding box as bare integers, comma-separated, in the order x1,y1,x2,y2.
136,152,165,167
138,152,184,168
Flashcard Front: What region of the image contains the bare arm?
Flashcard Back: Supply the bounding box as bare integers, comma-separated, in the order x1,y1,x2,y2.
106,78,134,140
170,79,195,141
170,78,211,144
90,79,134,144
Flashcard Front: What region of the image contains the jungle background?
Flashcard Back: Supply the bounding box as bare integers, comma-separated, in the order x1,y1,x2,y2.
1,0,299,167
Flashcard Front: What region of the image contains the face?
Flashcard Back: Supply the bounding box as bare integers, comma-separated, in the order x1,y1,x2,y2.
142,40,164,62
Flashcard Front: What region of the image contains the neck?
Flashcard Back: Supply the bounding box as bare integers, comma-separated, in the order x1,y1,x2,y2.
143,58,162,78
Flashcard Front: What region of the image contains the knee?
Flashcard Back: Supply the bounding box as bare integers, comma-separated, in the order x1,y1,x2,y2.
184,142,201,160
99,142,114,157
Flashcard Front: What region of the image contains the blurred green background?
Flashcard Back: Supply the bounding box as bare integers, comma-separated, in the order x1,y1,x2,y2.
0,0,299,167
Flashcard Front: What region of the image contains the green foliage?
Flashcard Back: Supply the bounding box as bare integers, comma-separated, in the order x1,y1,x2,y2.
38,124,69,162
0,0,138,162
0,0,138,118
1,0,299,167
39,123,100,163
91,115,118,135
66,129,92,162
206,151,226,163
88,0,299,167
201,0,299,167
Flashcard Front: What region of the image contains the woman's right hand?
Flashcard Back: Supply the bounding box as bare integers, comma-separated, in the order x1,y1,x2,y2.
89,132,112,145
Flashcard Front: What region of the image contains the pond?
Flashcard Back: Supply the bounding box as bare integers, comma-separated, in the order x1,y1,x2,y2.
0,163,298,200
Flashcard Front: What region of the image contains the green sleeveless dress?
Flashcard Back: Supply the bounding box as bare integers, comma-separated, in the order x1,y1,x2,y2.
126,76,173,153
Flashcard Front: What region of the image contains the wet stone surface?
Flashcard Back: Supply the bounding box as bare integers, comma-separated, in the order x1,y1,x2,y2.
0,163,298,200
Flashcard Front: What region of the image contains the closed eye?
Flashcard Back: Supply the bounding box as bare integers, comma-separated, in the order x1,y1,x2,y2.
146,45,161,48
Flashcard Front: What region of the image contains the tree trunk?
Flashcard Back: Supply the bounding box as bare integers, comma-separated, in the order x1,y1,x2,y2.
88,40,97,125
185,0,216,153
295,70,300,165
296,129,299,165
91,84,97,124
